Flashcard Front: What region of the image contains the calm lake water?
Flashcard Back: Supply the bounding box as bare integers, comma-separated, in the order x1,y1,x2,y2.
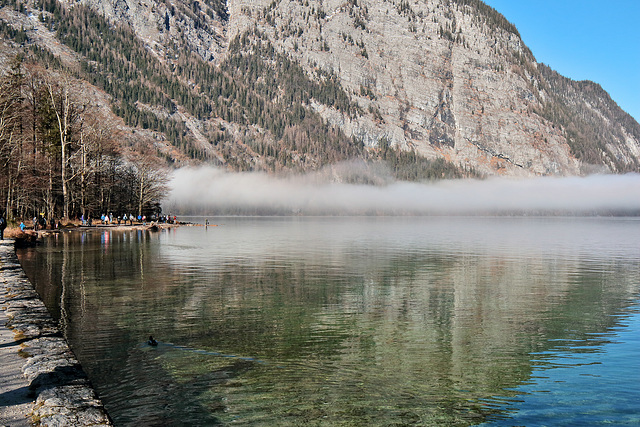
17,217,640,426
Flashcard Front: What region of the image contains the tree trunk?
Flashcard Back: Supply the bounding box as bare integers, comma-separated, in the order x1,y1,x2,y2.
80,127,86,218
138,174,144,217
48,83,70,220
46,155,54,221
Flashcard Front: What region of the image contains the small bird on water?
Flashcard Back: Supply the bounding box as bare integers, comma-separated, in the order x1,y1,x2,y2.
148,335,158,346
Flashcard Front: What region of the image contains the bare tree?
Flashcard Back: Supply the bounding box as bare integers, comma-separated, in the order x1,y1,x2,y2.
69,106,120,218
128,142,171,217
0,57,26,219
45,76,82,219
2,60,171,222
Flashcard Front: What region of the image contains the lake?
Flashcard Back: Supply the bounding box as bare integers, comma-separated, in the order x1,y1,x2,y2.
17,216,640,426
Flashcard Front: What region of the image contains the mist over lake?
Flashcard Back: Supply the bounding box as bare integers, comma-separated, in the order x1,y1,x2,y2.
166,168,640,215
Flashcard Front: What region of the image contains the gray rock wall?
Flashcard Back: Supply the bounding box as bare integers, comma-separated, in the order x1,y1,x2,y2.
0,240,112,426
227,0,639,176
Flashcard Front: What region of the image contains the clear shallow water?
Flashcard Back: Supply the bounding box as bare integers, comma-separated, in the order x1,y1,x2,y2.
486,305,640,426
17,217,640,426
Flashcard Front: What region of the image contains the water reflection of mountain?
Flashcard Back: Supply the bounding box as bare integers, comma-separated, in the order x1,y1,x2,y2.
17,217,640,425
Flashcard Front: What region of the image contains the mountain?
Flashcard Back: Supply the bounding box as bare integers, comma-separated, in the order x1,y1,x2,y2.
1,0,639,180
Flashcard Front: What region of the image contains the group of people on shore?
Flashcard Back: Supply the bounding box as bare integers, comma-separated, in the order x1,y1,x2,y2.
87,213,138,226
1,212,50,238
0,212,179,238
80,213,178,227
14,215,63,232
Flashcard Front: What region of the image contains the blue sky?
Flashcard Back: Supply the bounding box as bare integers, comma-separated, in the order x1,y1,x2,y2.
482,0,640,122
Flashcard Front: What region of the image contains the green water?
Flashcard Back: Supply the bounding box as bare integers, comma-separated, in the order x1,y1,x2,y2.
18,217,640,426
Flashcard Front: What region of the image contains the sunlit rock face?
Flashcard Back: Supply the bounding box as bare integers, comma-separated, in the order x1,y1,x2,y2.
233,0,637,177
55,0,640,176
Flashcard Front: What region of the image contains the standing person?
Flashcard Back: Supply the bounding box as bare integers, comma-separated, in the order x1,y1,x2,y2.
0,213,6,240
20,221,26,231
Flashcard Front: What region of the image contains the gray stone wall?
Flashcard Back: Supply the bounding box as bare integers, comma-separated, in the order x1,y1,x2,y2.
0,240,112,426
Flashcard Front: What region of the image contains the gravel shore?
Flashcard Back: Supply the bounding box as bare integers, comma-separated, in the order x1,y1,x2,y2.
0,239,112,426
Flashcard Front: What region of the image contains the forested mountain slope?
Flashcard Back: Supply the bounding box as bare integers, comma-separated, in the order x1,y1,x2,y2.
1,0,639,188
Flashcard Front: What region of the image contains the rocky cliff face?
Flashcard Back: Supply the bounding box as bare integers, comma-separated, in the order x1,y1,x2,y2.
3,0,639,177
226,0,638,176
73,0,228,61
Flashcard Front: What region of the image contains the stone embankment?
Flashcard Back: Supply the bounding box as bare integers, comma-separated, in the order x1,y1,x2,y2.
0,239,112,426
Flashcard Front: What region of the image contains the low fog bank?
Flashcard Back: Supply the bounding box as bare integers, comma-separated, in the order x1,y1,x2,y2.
164,166,640,216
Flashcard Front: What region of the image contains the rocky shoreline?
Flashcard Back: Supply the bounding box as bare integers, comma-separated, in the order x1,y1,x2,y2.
0,239,112,426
